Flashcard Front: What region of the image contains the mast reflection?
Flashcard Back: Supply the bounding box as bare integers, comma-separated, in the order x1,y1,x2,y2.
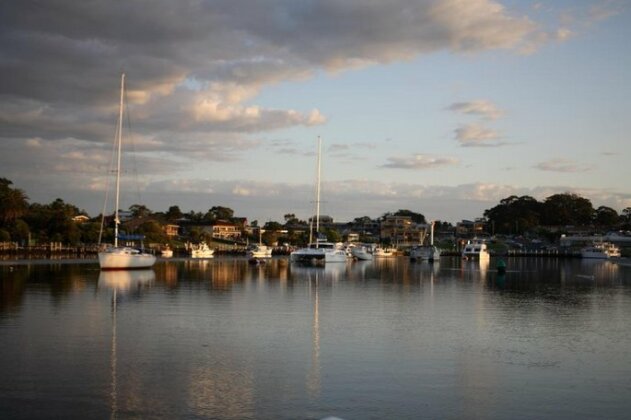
98,269,155,419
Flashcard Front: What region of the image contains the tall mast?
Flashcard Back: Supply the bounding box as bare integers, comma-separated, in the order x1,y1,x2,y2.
114,73,125,248
315,136,322,246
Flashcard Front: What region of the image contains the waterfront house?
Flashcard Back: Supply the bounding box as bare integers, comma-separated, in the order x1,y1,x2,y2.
380,215,428,246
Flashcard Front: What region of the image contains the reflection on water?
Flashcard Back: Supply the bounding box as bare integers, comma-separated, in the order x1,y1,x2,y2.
99,270,156,420
1,257,631,419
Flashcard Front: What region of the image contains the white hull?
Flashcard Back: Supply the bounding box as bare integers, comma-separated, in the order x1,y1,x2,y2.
462,241,490,262
187,242,214,258
290,245,347,264
247,245,273,259
190,249,215,258
99,247,156,270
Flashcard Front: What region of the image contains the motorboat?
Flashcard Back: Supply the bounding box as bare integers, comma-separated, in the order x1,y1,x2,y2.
160,246,173,258
581,242,621,259
246,244,273,259
98,74,156,270
186,242,215,258
462,240,490,261
247,228,273,258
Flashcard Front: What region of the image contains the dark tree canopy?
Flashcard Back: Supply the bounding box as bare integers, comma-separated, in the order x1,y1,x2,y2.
392,209,426,224
204,206,234,222
594,206,619,227
0,178,29,226
484,195,541,234
542,193,594,226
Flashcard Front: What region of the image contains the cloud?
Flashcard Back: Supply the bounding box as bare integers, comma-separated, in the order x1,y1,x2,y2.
0,1,549,145
381,154,459,169
454,124,506,147
534,159,593,173
447,100,503,119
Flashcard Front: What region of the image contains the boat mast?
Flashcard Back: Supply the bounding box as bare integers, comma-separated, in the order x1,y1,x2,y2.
114,73,125,248
430,221,435,246
314,136,322,247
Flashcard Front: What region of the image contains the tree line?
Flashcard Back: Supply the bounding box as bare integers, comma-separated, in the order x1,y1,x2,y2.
483,193,630,235
2,177,629,246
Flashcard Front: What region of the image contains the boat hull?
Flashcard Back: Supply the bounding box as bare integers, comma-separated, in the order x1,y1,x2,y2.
246,246,273,259
351,247,373,261
290,248,346,264
410,246,441,261
99,248,156,270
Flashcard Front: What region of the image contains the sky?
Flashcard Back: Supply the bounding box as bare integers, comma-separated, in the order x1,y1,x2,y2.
1,0,630,224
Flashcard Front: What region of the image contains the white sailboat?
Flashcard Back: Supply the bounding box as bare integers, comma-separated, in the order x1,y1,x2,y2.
410,221,441,262
98,74,156,270
290,137,346,264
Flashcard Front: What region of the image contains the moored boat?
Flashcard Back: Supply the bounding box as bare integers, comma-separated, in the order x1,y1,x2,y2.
186,242,215,258
290,241,347,264
351,244,373,261
410,245,441,262
247,244,273,259
98,74,156,270
373,247,395,257
581,242,621,259
290,137,346,265
462,240,490,261
160,246,173,258
410,221,441,262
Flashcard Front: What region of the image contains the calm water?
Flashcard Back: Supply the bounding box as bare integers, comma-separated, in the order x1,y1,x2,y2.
1,257,631,419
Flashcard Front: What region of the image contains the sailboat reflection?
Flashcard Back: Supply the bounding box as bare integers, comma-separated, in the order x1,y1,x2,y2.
98,269,155,419
306,271,321,398
99,269,156,292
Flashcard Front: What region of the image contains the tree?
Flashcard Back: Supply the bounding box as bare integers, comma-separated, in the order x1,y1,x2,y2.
353,216,373,224
165,205,183,222
0,178,29,227
542,193,594,226
137,220,167,243
594,206,619,227
204,206,234,222
484,195,541,234
323,227,341,243
129,204,152,219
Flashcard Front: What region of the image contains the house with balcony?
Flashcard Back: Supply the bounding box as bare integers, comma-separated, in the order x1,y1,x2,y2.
380,215,428,246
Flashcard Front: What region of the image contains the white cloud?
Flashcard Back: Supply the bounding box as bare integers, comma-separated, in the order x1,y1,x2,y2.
534,159,593,173
381,154,459,169
454,124,505,147
447,100,503,120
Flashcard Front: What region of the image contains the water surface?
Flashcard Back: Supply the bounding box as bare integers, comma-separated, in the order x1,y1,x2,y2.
1,257,630,419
